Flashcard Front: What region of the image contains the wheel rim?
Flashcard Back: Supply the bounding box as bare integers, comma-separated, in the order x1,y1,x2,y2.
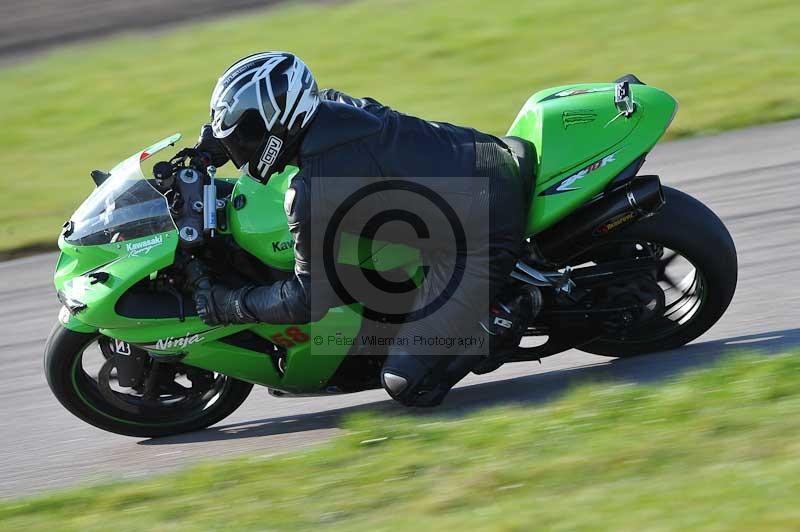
578,240,708,344
70,337,232,427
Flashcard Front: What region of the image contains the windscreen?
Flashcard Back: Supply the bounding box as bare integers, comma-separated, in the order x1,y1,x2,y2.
65,152,175,246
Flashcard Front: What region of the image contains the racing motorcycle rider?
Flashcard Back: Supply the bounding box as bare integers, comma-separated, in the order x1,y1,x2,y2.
192,51,538,406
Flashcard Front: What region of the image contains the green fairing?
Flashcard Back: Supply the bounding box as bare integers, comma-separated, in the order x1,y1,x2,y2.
54,80,677,394
56,231,179,329
55,224,363,391
507,83,677,234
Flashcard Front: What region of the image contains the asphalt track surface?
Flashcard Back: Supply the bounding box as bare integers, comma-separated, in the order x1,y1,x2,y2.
1,119,799,498
0,0,289,60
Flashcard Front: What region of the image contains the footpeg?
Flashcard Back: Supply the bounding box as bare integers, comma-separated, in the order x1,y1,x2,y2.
474,286,542,375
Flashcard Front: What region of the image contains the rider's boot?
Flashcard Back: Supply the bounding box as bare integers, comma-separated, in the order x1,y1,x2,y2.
472,285,542,375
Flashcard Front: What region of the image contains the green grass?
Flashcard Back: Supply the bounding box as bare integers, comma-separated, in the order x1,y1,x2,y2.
3,352,800,530
1,0,799,253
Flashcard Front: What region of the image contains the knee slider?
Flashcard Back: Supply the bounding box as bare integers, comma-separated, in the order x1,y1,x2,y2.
381,356,450,407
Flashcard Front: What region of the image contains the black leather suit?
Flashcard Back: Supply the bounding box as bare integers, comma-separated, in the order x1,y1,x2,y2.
242,89,527,406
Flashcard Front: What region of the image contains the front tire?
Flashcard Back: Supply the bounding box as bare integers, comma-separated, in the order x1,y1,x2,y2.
45,323,253,438
578,186,737,357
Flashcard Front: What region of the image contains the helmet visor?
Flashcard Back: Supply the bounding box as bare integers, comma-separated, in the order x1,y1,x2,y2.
217,111,266,169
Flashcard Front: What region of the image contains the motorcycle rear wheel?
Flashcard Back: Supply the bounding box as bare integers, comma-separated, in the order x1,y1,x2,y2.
577,186,737,357
44,323,253,438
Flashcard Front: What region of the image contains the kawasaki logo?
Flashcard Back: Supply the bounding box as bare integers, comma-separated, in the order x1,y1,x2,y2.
126,235,163,256
272,239,294,253
147,333,204,350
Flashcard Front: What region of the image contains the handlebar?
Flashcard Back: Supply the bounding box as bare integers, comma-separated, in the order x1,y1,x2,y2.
184,258,212,292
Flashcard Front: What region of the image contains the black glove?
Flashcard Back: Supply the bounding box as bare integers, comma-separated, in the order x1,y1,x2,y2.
194,284,258,326
185,259,257,326
195,124,230,168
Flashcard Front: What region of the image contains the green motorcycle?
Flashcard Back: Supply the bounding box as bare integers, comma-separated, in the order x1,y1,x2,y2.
46,76,737,437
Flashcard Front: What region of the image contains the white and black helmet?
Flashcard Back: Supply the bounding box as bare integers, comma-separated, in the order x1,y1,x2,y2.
209,52,320,181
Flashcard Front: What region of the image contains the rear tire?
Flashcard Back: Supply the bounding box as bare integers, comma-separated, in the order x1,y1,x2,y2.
45,322,253,438
578,186,737,357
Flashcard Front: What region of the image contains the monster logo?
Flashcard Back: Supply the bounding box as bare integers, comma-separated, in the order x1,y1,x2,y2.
562,110,598,129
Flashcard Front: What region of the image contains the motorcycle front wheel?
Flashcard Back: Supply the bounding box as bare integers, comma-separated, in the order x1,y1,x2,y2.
44,323,253,438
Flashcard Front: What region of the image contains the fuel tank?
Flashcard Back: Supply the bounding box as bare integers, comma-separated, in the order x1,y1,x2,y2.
227,169,296,271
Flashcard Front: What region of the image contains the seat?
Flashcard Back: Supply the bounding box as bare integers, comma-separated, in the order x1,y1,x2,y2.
502,136,536,196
